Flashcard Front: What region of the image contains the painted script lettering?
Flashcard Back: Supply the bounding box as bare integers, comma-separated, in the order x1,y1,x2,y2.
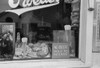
8,0,59,8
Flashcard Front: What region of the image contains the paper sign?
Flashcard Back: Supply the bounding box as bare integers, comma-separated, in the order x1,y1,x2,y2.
52,43,69,59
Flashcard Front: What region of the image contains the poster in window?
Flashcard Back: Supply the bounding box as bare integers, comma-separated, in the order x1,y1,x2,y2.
0,23,15,60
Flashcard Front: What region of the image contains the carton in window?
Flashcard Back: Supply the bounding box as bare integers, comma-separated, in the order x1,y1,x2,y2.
53,30,75,58
53,30,71,43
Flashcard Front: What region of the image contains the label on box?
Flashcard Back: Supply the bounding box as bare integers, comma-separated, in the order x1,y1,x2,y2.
53,30,70,43
52,43,69,59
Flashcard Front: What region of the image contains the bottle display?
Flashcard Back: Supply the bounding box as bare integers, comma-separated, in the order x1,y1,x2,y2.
14,37,52,59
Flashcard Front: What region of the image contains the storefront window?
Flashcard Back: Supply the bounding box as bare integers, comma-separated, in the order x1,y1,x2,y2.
0,0,80,60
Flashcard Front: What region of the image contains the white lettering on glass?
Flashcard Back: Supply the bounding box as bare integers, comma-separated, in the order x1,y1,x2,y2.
8,0,20,8
48,0,55,3
40,0,47,4
32,0,40,6
8,0,59,8
22,0,33,7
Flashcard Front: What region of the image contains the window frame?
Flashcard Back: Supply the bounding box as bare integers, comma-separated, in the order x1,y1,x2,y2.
0,0,94,67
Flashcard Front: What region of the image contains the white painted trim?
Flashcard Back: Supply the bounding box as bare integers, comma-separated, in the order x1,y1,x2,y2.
85,0,94,65
0,59,90,68
5,2,59,16
79,0,86,61
79,0,94,66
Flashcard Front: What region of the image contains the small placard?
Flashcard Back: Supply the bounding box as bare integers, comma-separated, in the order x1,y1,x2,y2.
52,43,69,59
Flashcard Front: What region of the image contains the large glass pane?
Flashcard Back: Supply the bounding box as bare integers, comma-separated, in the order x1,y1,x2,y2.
0,0,80,60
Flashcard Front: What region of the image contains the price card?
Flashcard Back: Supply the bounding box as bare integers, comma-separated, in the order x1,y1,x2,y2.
52,43,69,59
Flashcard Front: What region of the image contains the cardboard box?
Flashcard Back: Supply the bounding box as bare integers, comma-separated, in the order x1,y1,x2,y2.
53,30,71,43
53,30,76,58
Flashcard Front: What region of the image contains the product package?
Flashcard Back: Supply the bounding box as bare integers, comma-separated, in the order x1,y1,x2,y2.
53,30,75,58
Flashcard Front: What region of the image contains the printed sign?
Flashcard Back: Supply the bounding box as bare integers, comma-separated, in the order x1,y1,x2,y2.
92,2,100,52
52,43,69,59
0,23,15,60
95,3,100,47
